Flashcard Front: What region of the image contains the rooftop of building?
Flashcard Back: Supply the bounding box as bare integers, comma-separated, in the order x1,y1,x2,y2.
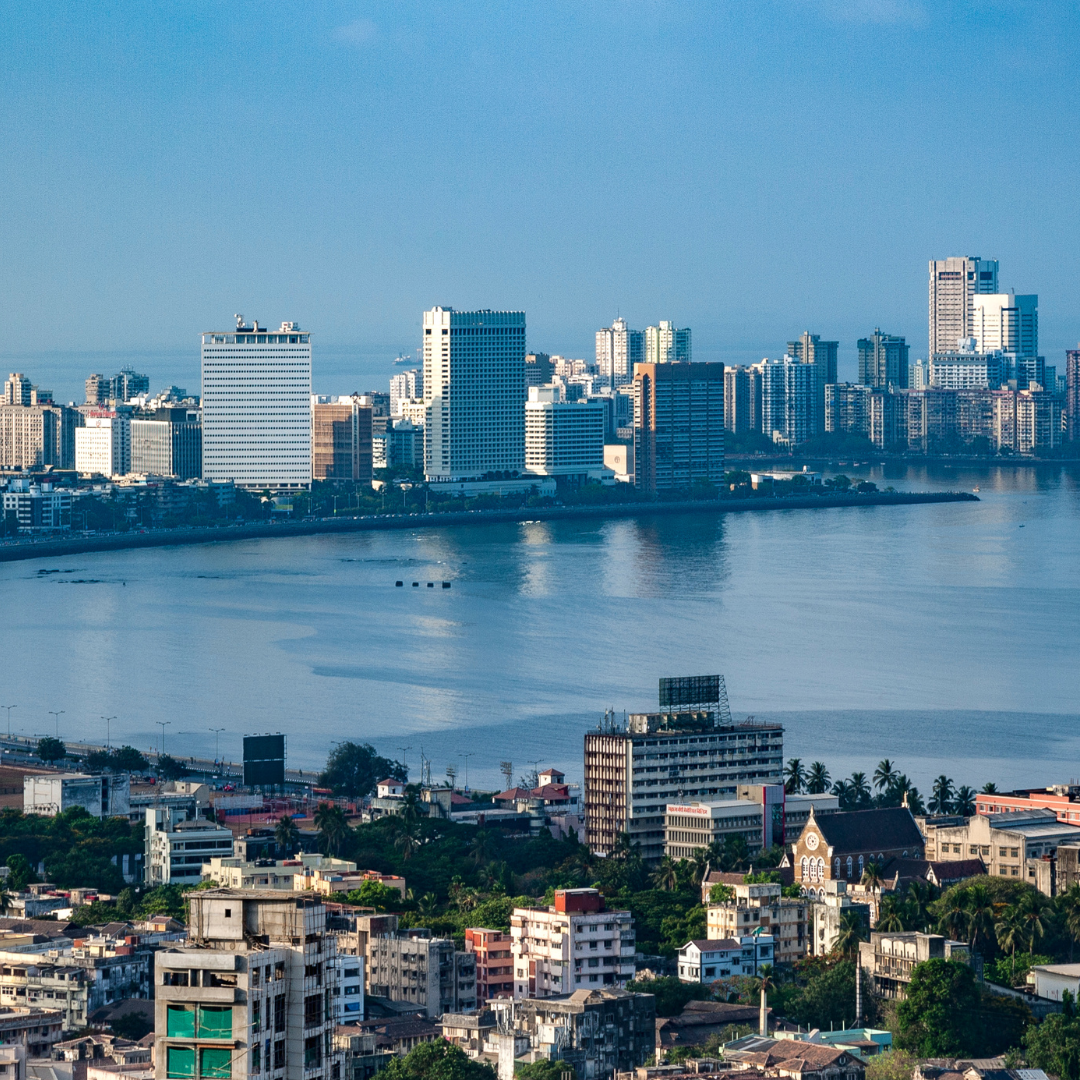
723,1035,853,1068
807,806,923,852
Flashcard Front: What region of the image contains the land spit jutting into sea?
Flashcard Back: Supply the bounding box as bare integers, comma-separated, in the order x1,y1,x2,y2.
0,489,977,563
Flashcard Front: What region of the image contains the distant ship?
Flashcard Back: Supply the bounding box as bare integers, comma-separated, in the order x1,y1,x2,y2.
393,352,412,365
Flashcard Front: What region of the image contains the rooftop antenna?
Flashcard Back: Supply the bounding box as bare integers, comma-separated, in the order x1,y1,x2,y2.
717,675,733,726
235,314,244,328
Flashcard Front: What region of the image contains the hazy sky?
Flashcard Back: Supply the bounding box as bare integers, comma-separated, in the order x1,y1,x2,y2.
2,1,1079,400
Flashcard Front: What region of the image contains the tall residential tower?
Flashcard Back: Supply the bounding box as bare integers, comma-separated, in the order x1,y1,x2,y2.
928,256,999,356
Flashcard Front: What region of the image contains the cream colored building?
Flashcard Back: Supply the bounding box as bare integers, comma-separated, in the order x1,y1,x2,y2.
201,854,356,890
706,882,808,965
664,800,765,861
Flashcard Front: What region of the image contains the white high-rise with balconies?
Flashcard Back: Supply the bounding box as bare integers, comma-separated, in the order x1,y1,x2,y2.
422,307,526,481
201,317,312,490
928,256,999,356
595,318,643,388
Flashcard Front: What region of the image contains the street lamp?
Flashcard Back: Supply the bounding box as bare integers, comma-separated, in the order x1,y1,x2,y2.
48,711,64,738
0,705,16,738
156,721,171,757
397,746,413,780
101,716,117,750
461,752,474,791
209,727,225,764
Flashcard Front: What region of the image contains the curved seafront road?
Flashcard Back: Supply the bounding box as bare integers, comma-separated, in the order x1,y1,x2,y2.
0,490,978,564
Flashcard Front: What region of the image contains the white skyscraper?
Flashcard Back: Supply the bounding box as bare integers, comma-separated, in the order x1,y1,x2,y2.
595,318,643,388
201,318,312,490
422,307,526,481
644,321,691,365
75,415,131,477
928,256,999,356
390,369,423,416
971,292,1038,357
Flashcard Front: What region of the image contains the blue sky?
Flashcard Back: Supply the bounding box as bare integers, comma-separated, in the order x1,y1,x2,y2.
1,1,1078,399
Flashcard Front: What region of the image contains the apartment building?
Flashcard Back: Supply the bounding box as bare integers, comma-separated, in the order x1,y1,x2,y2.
75,416,131,477
928,256,999,356
858,932,972,1000
365,932,475,1019
706,882,808,965
23,773,130,819
510,889,635,999
0,1006,62,1057
155,890,343,1080
584,687,783,861
145,808,235,887
595,318,643,388
0,481,73,532
858,330,909,389
464,929,514,1002
310,397,373,484
330,954,363,1023
677,934,774,984
976,784,1080,825
808,882,871,958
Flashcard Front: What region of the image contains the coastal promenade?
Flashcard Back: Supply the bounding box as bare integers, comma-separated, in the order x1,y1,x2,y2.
0,489,978,564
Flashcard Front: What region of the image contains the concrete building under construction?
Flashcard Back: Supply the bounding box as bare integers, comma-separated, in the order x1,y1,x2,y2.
583,676,784,862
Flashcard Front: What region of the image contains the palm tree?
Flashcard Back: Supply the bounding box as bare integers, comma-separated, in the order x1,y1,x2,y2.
905,786,926,816
394,825,421,861
937,890,969,942
690,847,713,885
0,886,10,915
831,778,852,811
860,861,885,920
873,759,899,793
314,804,350,857
876,894,906,932
469,829,495,867
275,814,300,857
963,882,997,953
1016,890,1051,954
806,762,831,795
400,790,423,828
929,775,955,815
996,904,1026,983
906,880,936,932
752,963,775,1037
651,856,680,891
1058,884,1080,962
833,910,867,959
784,759,807,795
953,785,977,817
849,772,871,808
981,782,999,795
418,892,438,919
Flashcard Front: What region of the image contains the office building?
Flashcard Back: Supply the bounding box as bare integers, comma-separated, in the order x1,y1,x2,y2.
464,928,514,1002
760,357,818,446
971,292,1038,357
201,318,312,490
664,801,766,861
310,397,373,484
929,345,1006,390
706,882,808,965
525,352,553,388
584,678,784,861
0,404,73,471
595,319,643,388
365,932,476,1019
422,307,526,482
644,321,691,365
131,409,202,478
1068,347,1080,443
1,480,72,531
633,362,725,493
389,370,422,416
154,890,344,1080
510,889,635,998
145,807,235,887
858,933,971,1000
524,387,605,483
858,330,909,389
677,934,774,983
75,415,131,477
23,773,130,819
929,256,999,356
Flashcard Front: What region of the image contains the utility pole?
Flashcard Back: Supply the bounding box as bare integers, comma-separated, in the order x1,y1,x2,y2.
397,746,413,782
461,752,473,791
156,721,171,757
48,711,64,738
101,716,116,750
0,705,16,738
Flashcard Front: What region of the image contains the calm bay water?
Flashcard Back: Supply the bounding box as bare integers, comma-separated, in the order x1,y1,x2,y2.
2,462,1078,795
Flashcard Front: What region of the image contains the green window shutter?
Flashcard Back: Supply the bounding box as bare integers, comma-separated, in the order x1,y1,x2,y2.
167,1046,195,1078
167,1007,196,1039
200,1048,232,1079
198,1006,234,1039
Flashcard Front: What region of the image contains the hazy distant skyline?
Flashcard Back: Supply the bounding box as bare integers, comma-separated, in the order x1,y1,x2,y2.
2,1,1079,401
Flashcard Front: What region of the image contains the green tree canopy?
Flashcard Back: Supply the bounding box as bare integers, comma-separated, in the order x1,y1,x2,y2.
1025,1014,1080,1080
156,754,187,780
320,741,407,799
345,879,401,912
37,737,66,763
895,959,979,1056
624,976,709,1018
516,1063,578,1080
379,1038,495,1080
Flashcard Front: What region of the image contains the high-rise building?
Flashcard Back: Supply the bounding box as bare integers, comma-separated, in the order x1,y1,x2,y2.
909,359,930,390
644,321,691,365
422,307,527,482
524,387,605,483
824,383,872,439
510,889,635,999
633,362,724,494
525,352,553,388
155,890,344,1080
971,292,1038,358
464,929,514,1002
723,365,763,434
145,807,235,887
201,318,312,490
929,347,1006,390
857,330,909,389
310,397,373,484
1067,347,1080,443
365,932,476,1019
595,319,644,387
583,677,784,862
389,370,423,416
3,374,32,406
110,368,150,402
786,332,838,386
85,374,107,405
760,357,818,446
75,415,131,477
928,256,999,356
0,406,61,470
131,409,202,478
